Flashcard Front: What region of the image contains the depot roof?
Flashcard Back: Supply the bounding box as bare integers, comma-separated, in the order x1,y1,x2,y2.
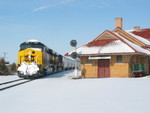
65,29,150,56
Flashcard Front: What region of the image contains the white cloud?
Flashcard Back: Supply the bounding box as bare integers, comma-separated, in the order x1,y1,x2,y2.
32,4,56,12
32,0,75,12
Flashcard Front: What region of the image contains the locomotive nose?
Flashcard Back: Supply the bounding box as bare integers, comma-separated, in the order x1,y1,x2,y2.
27,50,35,55
24,49,36,63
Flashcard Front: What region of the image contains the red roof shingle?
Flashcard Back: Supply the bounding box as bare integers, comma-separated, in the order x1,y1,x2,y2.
132,29,150,40
86,39,117,47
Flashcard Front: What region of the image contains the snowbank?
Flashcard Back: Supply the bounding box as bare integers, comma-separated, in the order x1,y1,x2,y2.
0,70,150,113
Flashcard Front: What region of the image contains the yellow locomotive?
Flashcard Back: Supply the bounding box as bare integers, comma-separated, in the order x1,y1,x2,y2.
17,40,74,79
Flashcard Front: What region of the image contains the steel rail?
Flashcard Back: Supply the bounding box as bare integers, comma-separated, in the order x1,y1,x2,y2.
0,79,24,86
0,79,34,91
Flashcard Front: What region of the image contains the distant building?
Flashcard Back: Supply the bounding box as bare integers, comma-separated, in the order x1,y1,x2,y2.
66,18,150,78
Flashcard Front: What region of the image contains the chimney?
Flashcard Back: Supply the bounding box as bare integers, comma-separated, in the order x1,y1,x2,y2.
134,26,140,30
115,18,122,29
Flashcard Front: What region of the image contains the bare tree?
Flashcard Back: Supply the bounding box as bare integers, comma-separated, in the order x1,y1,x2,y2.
11,63,17,73
0,58,9,75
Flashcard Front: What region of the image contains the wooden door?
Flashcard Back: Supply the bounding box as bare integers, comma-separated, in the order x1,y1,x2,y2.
98,59,110,78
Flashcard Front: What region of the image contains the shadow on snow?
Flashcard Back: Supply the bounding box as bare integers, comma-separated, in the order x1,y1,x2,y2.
41,70,74,79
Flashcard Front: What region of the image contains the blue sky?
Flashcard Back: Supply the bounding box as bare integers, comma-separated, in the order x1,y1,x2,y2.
0,0,150,63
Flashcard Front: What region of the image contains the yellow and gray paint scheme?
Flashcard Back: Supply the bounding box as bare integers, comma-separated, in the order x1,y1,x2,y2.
17,40,76,79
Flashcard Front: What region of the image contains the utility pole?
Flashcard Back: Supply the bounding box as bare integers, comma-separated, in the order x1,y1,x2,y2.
3,52,7,60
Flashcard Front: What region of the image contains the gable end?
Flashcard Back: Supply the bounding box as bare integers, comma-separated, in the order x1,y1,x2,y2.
95,30,118,40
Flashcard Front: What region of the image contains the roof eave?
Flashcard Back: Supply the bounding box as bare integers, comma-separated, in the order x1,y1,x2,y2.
78,52,147,56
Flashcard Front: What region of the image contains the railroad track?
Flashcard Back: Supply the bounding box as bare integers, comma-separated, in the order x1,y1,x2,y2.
0,79,34,91
0,79,24,85
0,70,70,91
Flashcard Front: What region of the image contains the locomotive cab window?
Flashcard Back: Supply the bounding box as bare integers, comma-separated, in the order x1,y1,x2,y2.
20,42,44,51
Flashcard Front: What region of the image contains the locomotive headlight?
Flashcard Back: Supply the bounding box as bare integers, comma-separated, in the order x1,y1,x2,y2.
18,71,23,75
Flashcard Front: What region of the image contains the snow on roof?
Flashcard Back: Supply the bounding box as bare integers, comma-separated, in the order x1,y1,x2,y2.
114,33,150,55
86,39,117,47
132,29,150,40
126,30,150,45
26,39,39,43
69,40,135,55
30,48,42,51
125,29,135,32
66,29,150,56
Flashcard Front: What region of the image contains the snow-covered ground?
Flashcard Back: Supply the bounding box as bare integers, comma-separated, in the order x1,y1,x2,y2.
0,70,150,113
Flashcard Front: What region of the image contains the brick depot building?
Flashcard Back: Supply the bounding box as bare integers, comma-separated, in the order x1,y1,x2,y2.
66,18,150,78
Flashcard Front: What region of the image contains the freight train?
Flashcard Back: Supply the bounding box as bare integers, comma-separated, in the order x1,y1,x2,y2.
17,40,77,79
